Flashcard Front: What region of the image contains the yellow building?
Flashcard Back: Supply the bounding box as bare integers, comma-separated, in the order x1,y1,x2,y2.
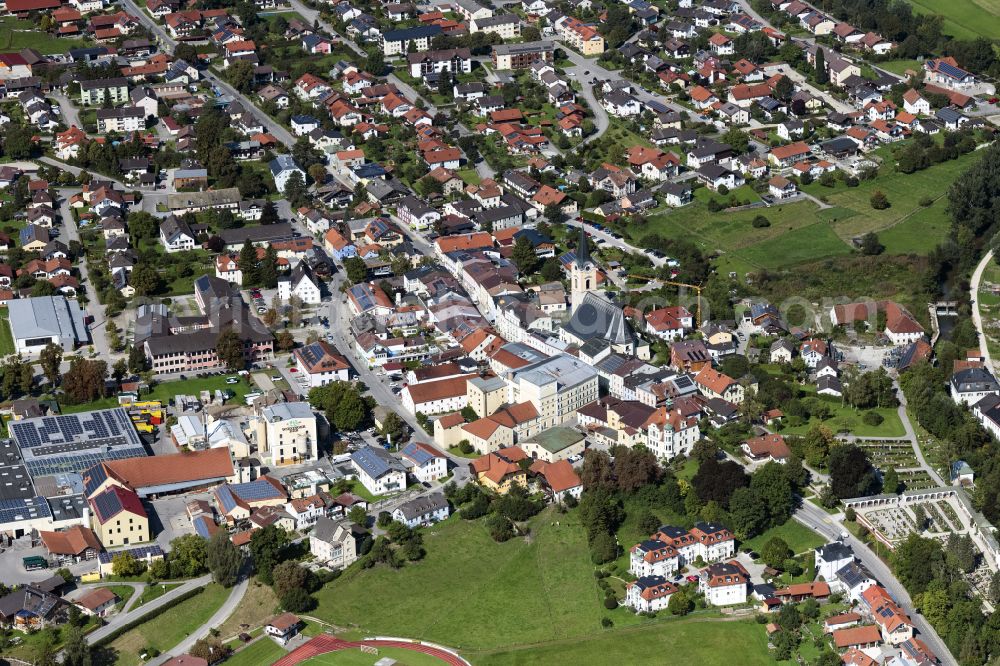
89,486,149,548
462,417,515,455
471,446,529,494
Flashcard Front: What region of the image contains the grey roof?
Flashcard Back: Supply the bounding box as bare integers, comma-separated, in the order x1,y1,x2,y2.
493,40,554,55
394,492,448,520
816,540,853,563
351,446,405,480
563,292,635,347
312,515,353,543
952,367,999,393
7,296,88,344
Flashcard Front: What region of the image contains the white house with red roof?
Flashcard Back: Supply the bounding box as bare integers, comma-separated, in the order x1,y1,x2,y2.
645,305,693,341
625,575,676,612
699,560,748,606
629,538,680,578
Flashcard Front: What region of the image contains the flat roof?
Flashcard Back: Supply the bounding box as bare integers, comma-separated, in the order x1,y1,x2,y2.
525,426,585,453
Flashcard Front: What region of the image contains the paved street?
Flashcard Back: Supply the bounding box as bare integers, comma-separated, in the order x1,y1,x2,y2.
795,502,957,665
84,574,213,645
51,92,83,129
149,577,250,666
971,250,995,371
121,0,296,149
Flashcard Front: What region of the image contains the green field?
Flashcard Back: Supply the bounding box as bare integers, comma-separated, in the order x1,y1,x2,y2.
225,637,288,666
740,519,826,555
0,308,15,356
60,375,256,414
133,582,182,608
312,510,778,665
804,145,983,247
0,17,94,54
304,647,453,666
468,618,774,666
640,197,852,273
877,59,923,76
778,388,907,438
107,584,231,666
903,0,1000,39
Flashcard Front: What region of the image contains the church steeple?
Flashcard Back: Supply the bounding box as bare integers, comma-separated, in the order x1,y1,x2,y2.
575,224,591,269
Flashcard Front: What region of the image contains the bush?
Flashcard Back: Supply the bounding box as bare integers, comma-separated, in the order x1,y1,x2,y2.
603,596,618,610
707,199,723,212
458,441,474,454
751,215,771,228
601,617,613,628
918,196,934,207
862,411,884,426
717,185,729,195
845,506,856,521
870,190,890,209
845,176,859,187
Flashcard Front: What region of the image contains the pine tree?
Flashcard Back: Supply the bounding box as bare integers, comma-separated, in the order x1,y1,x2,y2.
238,239,258,287
258,245,279,289
814,48,828,85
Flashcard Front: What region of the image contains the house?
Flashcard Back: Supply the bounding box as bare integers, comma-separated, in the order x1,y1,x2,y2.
863,585,914,645
39,525,101,562
902,89,930,115
381,25,442,56
392,492,450,528
265,612,302,645
159,215,196,253
742,433,791,463
269,155,305,193
530,459,582,501
833,625,883,651
471,446,529,494
294,340,350,387
645,306,693,341
277,263,321,305
924,56,975,89
89,485,149,548
75,587,117,617
400,441,448,483
699,560,748,606
625,575,676,612
769,141,811,167
0,586,66,632
407,48,472,79
708,32,733,55
630,539,680,578
351,446,407,495
309,516,357,569
951,367,1000,405
694,366,744,404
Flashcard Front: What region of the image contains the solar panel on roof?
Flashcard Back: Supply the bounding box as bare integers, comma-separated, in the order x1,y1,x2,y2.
936,61,967,79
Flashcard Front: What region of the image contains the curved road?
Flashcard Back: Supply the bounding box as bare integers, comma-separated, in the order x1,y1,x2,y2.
149,577,249,665
85,574,213,645
971,250,995,371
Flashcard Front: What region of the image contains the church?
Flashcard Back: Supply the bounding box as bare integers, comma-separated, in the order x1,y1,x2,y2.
559,227,650,360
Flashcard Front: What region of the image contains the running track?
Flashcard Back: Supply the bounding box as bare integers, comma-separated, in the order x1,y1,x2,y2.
272,634,469,666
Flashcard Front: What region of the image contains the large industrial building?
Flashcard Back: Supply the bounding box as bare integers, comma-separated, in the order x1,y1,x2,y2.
0,408,146,539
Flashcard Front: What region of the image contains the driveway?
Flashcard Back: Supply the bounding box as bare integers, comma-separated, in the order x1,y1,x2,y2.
971,250,995,371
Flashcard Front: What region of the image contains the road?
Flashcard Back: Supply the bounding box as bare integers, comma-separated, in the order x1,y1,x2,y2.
971,250,995,372
84,574,214,645
51,92,83,129
121,0,297,149
564,218,668,269
795,502,957,665
557,41,708,126
149,577,250,666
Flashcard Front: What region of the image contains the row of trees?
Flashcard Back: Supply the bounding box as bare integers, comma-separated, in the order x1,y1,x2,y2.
447,481,545,543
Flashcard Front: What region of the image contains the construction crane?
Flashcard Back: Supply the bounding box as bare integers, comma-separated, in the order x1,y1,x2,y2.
661,280,704,326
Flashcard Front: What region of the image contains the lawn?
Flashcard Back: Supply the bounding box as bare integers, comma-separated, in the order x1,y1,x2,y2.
105,585,136,611
0,17,94,54
639,197,853,273
456,168,481,185
60,375,256,414
741,520,825,556
877,59,923,76
106,584,231,666
0,308,15,356
804,147,983,246
777,388,906,438
903,0,1000,39
312,510,604,651
304,646,455,666
215,580,280,639
467,618,775,666
132,582,182,609
225,636,288,666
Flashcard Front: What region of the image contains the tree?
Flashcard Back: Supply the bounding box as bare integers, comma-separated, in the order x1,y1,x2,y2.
189,637,230,664
378,411,407,445
814,47,828,84
668,588,693,615
883,467,900,494
170,534,209,577
772,75,794,101
828,443,879,499
333,388,368,432
260,200,279,225
128,344,147,374
249,525,289,585
860,231,884,255
284,171,308,206
749,462,794,528
364,47,385,75
761,536,791,569
258,245,279,289
39,342,62,386
308,163,327,186
276,329,295,352
239,239,258,287
281,586,315,612
512,235,539,275
891,533,944,595
580,450,616,491
946,533,977,573
727,487,768,540
272,560,311,600
343,256,368,284
349,505,368,526
62,624,91,666
112,551,146,577
216,328,247,371
112,358,128,384
391,253,411,276
613,446,661,493
62,359,108,404
590,530,618,564
691,457,748,507
228,59,255,93
206,530,242,588
540,257,563,282
130,264,163,296
870,190,890,210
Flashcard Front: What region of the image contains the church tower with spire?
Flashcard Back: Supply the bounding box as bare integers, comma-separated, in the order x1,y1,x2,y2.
570,226,598,313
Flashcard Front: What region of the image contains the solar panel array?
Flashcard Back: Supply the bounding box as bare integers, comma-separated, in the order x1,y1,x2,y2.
0,496,51,524
232,479,283,502
92,488,127,522
97,544,164,564
936,61,968,79
350,285,376,312
11,408,148,478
